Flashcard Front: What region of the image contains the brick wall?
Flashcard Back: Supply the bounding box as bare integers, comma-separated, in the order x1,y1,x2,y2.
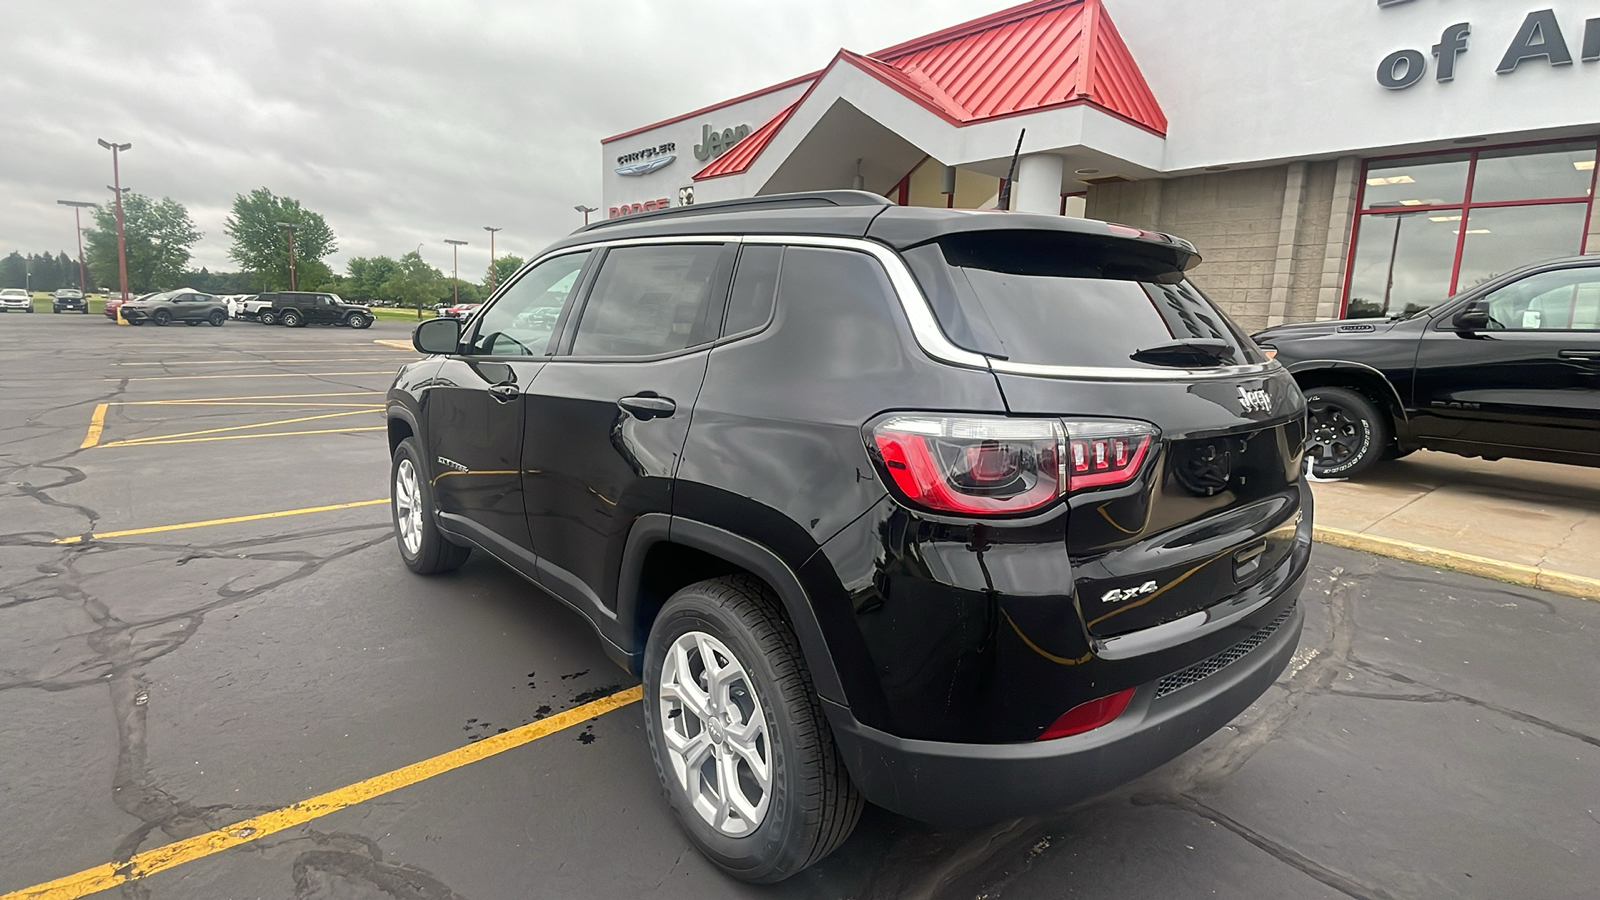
1088,167,1290,333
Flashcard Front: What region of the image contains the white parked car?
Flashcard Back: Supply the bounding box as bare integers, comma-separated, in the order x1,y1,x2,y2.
0,288,32,313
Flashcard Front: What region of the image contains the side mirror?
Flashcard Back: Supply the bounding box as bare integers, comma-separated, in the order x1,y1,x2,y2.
1452,302,1490,332
414,317,462,355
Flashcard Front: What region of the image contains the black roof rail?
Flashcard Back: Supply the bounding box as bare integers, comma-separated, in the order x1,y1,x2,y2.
579,190,892,233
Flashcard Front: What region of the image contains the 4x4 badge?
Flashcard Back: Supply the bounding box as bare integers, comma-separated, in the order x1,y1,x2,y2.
1101,580,1159,604
1237,386,1272,413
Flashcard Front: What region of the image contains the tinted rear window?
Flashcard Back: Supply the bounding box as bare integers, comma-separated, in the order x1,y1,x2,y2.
906,235,1263,369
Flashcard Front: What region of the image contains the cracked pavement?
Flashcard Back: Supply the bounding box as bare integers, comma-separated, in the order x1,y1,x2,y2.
2,314,1596,899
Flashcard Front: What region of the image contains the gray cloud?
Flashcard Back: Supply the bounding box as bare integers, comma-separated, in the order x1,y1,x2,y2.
1,0,999,278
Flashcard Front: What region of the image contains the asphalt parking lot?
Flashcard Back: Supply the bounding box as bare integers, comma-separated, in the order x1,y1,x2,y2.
2,313,1597,900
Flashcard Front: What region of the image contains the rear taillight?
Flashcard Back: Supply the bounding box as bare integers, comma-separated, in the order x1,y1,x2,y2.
1036,687,1136,740
868,415,1155,517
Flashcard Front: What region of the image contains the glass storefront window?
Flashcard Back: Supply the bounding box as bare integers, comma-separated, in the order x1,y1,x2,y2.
1471,142,1596,203
1363,154,1469,210
1346,212,1460,318
1345,139,1599,319
1455,204,1589,290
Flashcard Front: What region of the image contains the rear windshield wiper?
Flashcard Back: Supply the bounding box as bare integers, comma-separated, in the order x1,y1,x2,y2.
1129,338,1236,368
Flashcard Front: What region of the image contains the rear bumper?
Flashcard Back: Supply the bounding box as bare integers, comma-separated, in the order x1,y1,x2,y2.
825,578,1304,826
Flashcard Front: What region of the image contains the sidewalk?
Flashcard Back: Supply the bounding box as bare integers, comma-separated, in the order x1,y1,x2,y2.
1309,450,1600,593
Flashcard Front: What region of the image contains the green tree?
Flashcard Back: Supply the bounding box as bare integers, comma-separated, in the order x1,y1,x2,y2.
223,187,337,290
484,253,524,292
0,252,25,289
381,251,446,319
85,194,202,293
346,255,401,303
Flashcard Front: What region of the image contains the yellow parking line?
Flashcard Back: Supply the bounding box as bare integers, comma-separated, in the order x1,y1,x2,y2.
52,498,390,544
374,339,413,350
98,425,386,448
79,404,108,449
111,371,395,382
99,409,381,446
0,687,643,900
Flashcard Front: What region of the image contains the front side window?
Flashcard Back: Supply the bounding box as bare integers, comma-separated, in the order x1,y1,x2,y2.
569,244,725,357
1482,268,1600,331
467,251,591,356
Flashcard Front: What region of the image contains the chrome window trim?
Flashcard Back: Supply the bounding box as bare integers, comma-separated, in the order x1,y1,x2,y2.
523,233,1285,382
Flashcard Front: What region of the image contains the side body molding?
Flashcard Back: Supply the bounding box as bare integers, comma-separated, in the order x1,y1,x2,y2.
616,514,849,706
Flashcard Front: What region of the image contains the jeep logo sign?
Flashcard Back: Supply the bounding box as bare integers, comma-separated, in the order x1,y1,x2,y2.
1378,8,1600,90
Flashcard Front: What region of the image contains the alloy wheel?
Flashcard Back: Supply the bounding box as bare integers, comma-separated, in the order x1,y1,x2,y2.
658,631,772,837
1307,399,1363,468
393,458,424,556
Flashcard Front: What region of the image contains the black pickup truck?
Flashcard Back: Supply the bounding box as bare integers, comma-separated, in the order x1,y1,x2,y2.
1255,255,1600,479
254,291,374,329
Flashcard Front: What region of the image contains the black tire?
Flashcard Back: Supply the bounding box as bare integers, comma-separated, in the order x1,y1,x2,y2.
1304,386,1389,479
281,309,304,328
348,313,372,329
53,308,60,314
151,309,171,326
643,576,862,884
390,437,471,574
127,319,143,326
259,310,278,325
208,310,225,327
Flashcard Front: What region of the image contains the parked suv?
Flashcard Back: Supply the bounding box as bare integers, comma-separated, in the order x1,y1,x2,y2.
52,289,87,313
255,291,373,328
1256,255,1600,478
0,288,32,313
119,290,228,326
385,192,1311,882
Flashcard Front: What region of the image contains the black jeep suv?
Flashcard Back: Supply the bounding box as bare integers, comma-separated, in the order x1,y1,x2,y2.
1256,255,1600,479
385,192,1311,882
256,291,373,328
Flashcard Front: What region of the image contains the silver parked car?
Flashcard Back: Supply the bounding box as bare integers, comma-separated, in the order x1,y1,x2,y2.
118,290,228,327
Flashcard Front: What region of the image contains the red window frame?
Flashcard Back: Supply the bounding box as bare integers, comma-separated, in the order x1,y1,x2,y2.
1340,136,1600,317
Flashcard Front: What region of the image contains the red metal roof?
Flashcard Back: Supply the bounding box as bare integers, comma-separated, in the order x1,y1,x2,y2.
690,0,1165,181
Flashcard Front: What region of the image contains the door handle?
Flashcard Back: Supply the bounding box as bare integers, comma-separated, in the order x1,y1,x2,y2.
487,383,520,403
618,395,676,420
1558,350,1600,361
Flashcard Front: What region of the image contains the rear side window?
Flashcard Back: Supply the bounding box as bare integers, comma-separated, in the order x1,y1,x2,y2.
723,245,782,336
570,244,726,357
908,231,1264,369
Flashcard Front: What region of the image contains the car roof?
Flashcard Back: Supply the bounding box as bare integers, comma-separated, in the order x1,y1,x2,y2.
544,190,1200,271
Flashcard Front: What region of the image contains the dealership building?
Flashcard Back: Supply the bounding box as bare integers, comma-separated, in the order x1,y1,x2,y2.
599,0,1600,329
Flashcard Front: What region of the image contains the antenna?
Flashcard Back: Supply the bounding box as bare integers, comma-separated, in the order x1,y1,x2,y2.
996,129,1026,211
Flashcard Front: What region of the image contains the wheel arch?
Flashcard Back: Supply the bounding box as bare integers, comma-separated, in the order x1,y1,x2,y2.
386,405,417,457
1287,360,1408,432
616,514,848,705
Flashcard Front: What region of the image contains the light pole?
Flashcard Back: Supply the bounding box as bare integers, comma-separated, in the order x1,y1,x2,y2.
575,205,598,226
97,139,132,301
57,200,95,302
483,226,501,291
277,222,298,291
444,239,467,306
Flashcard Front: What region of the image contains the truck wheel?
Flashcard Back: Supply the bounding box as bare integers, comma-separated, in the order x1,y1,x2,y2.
391,437,471,574
1305,386,1388,479
644,575,862,884
281,310,304,328
151,309,171,326
259,310,277,326
348,313,372,329
208,310,226,327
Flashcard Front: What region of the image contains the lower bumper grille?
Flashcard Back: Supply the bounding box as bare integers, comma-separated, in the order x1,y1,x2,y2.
1155,603,1296,699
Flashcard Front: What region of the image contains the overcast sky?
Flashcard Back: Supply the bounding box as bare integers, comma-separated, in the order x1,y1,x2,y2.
0,0,1004,278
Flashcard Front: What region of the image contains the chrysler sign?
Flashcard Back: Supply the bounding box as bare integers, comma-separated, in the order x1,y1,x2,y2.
1377,7,1600,89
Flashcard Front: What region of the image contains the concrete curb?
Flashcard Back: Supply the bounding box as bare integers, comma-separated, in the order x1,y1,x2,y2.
1314,525,1600,602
